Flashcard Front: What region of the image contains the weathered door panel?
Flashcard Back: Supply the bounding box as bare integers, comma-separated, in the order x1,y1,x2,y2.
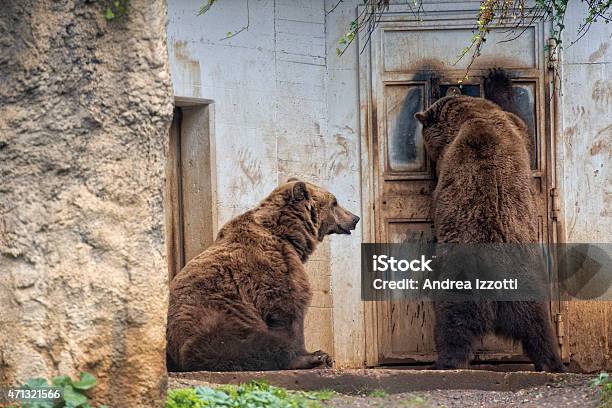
365,7,554,365
165,102,215,281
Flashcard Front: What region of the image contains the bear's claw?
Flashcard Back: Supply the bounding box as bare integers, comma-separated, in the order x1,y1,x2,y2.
288,350,332,369
311,350,332,368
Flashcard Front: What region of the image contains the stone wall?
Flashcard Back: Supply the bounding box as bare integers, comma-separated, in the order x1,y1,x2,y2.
0,1,174,406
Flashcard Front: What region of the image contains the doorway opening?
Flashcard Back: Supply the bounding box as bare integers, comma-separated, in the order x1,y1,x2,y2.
165,97,216,282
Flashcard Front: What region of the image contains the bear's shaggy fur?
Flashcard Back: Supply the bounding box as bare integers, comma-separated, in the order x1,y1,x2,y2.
414,74,563,372
167,179,359,371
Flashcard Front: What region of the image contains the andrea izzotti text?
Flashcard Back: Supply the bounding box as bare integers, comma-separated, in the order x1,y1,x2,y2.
370,255,518,291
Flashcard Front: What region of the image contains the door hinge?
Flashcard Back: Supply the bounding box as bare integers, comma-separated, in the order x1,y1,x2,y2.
555,313,566,358
550,188,560,220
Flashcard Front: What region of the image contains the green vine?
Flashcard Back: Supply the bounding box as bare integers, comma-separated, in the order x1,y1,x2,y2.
333,0,425,56
196,0,609,75
457,0,610,81
198,0,217,16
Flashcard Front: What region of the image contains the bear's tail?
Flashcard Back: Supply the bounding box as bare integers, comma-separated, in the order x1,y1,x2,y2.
454,118,502,159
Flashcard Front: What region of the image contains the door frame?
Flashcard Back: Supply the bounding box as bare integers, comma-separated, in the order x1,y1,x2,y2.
358,5,564,367
165,96,217,281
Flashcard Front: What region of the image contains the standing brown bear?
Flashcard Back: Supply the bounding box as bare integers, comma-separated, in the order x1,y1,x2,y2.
167,179,359,371
414,73,563,372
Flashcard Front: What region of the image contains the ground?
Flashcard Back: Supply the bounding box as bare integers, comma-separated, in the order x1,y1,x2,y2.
168,370,604,408
321,376,599,407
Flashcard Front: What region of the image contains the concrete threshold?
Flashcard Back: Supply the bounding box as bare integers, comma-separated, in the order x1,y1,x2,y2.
169,369,567,393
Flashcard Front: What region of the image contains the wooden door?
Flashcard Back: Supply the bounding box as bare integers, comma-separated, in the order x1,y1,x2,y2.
361,3,557,365
165,100,216,281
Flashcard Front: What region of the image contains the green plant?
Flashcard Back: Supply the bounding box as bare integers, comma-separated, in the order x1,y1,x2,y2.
19,372,104,408
591,372,612,408
601,383,612,408
400,394,430,407
104,0,130,21
592,372,610,387
367,389,388,398
211,0,606,94
197,0,609,70
456,0,611,81
307,389,336,401
166,388,208,408
166,380,335,408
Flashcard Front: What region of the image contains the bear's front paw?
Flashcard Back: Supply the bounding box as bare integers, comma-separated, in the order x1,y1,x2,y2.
288,351,332,369
311,350,332,368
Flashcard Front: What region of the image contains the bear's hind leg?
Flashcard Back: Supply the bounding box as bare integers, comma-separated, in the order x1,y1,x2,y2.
180,327,308,371
495,302,564,372
434,301,491,369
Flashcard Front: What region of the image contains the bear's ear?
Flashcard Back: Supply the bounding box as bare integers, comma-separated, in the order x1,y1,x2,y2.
291,181,310,202
414,112,427,124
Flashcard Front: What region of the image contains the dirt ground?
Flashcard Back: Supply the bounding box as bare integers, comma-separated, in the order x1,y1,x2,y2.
321,375,600,408
169,373,603,408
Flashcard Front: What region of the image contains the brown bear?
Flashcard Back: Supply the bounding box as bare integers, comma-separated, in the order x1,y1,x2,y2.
414,74,563,372
166,179,359,371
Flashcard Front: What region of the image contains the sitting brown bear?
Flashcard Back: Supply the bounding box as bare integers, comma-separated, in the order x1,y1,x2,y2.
167,179,359,371
414,79,563,372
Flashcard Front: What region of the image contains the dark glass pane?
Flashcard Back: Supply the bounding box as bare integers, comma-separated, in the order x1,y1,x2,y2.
512,83,538,169
385,85,425,172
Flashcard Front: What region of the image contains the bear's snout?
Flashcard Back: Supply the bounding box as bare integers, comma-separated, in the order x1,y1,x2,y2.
335,209,359,235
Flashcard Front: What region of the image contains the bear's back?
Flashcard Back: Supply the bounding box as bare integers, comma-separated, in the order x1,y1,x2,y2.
433,109,537,244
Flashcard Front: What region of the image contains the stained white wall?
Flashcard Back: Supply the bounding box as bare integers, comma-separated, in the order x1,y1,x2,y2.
167,0,611,368
558,1,612,372
167,0,364,366
559,1,611,243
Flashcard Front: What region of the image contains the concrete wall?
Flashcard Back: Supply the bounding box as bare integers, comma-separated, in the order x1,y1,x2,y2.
558,1,611,243
558,1,612,372
0,1,174,405
167,0,364,367
167,0,611,368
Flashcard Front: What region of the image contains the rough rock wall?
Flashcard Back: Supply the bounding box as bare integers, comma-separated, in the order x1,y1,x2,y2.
0,1,174,406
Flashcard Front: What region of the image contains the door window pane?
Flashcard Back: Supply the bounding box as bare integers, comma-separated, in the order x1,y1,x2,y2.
385,84,426,173
512,83,538,169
